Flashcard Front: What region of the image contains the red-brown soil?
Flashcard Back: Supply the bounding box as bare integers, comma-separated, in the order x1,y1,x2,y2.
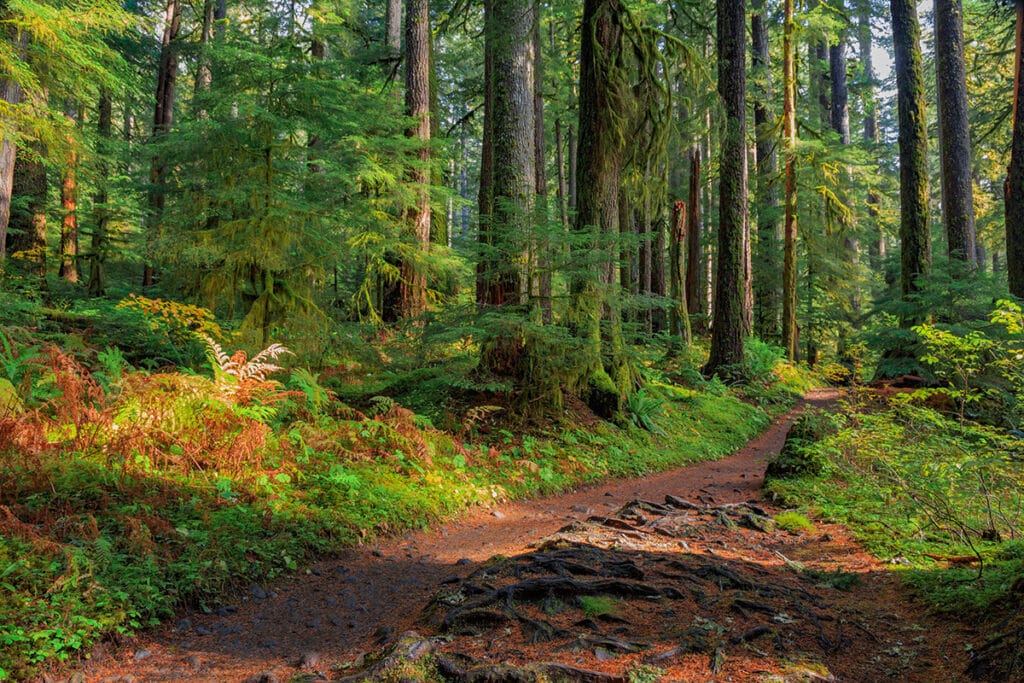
60,389,978,682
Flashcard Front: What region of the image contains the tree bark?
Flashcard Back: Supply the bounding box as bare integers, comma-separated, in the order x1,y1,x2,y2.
651,211,667,333
891,0,931,311
935,0,977,267
829,41,850,144
484,0,535,307
685,145,701,320
568,123,577,213
571,0,628,417
669,200,692,344
533,0,551,322
813,39,830,130
195,0,215,98
386,0,402,54
59,112,79,284
1008,0,1024,298
555,117,568,228
89,91,113,295
0,29,26,260
476,0,495,305
143,0,181,286
399,0,431,318
859,0,884,273
781,0,798,361
751,0,779,339
706,0,747,376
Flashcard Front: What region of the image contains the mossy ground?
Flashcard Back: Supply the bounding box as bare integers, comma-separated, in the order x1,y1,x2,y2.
765,399,1024,616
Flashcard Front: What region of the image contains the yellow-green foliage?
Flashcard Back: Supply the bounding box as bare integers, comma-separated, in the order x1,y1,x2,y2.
774,511,815,533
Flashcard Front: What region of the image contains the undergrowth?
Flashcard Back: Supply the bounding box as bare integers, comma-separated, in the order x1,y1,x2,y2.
0,319,813,680
766,399,1024,616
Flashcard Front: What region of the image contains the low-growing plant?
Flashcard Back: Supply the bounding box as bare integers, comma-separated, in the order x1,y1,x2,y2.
626,388,666,436
774,511,815,533
578,595,620,618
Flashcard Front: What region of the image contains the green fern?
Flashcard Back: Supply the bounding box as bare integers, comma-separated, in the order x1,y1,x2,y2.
626,388,666,436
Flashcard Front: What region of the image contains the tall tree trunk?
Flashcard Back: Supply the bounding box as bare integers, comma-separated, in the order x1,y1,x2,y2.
685,145,701,321
651,208,667,333
781,0,798,361
831,11,860,334
1009,1,1024,298
59,113,79,284
669,200,692,344
935,0,977,268
143,0,181,287
533,0,551,322
476,0,495,305
829,41,850,144
751,0,779,339
891,0,931,312
706,0,747,376
195,0,215,98
571,0,628,418
0,30,26,260
484,0,534,307
386,0,402,54
399,0,431,319
860,0,884,273
813,40,830,130
89,91,112,296
555,117,568,228
568,123,577,212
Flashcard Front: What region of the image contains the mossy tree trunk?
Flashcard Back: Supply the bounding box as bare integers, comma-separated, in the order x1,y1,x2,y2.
569,0,629,418
935,0,977,269
751,0,780,340
781,0,798,361
705,0,747,376
1005,0,1024,298
891,0,931,317
669,200,692,345
88,91,112,296
399,0,431,319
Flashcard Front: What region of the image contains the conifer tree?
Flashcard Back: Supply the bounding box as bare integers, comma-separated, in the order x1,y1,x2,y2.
571,0,629,416
891,0,931,313
706,0,747,376
1006,0,1024,297
782,0,798,360
398,0,431,319
751,0,780,339
935,0,977,267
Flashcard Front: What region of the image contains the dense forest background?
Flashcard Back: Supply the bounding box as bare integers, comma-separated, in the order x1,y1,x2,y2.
0,0,1021,385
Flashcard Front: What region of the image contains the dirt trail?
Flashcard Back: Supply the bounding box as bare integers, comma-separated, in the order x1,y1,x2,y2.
70,389,975,682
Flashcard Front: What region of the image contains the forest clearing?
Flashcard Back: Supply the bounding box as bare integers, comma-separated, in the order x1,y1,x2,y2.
2,0,1024,680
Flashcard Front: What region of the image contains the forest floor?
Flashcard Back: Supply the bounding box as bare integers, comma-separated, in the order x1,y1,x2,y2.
68,388,979,683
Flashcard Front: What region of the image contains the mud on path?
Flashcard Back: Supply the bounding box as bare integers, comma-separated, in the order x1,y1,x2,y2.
73,389,976,682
